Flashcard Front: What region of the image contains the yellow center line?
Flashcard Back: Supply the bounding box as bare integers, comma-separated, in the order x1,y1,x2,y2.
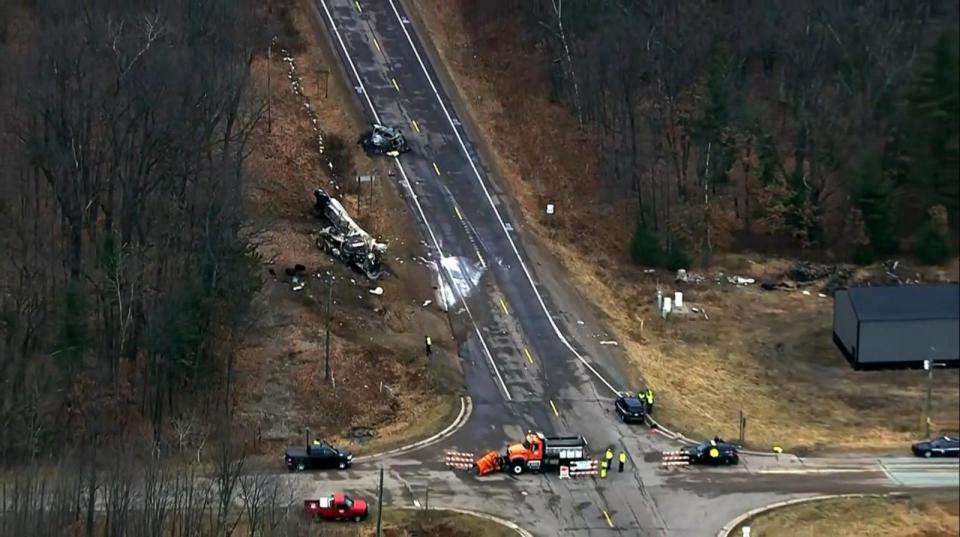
549,400,559,417
499,298,509,315
432,162,440,176
475,249,487,268
603,510,614,528
372,37,381,53
411,120,420,133
392,78,400,92
523,348,533,364
355,1,362,13
454,205,463,221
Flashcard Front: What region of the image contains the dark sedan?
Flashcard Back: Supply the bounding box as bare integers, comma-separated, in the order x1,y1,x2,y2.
686,440,740,465
614,394,647,423
912,436,960,458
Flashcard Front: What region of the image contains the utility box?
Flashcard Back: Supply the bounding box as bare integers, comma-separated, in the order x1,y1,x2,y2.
833,284,959,370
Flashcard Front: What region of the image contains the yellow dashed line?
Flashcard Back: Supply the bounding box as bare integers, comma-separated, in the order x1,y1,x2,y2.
523,348,533,364
411,120,420,133
603,510,614,528
499,298,509,315
355,1,362,13
392,78,400,91
549,400,559,417
454,206,463,221
372,37,381,53
432,162,440,176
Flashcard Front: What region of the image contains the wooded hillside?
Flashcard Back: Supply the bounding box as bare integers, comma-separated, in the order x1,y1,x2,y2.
0,0,270,461
466,0,958,267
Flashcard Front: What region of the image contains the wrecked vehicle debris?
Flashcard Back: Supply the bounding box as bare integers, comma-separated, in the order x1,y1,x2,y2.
313,189,387,280
359,123,410,156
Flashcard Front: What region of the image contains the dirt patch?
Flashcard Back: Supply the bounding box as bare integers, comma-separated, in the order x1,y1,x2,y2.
739,494,960,537
236,0,461,455
407,0,959,452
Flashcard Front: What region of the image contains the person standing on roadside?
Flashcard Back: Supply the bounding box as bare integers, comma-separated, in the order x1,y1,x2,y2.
645,388,654,414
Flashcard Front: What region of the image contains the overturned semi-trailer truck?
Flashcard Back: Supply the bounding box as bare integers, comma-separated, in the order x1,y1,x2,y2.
313,189,387,280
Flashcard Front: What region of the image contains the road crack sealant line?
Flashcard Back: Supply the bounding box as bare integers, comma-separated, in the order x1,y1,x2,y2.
715,493,892,537
318,0,512,401
399,506,534,537
353,396,471,463
388,0,804,459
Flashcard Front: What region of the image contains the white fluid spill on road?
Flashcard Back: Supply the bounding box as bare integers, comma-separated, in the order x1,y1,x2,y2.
430,256,484,311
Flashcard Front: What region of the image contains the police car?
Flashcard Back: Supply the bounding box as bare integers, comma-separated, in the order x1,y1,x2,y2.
685,439,739,465
614,393,646,423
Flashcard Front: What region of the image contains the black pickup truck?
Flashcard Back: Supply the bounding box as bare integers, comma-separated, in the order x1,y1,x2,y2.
285,441,353,471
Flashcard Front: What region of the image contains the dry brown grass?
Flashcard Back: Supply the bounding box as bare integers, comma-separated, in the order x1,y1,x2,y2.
371,510,519,537
741,495,960,537
409,0,960,452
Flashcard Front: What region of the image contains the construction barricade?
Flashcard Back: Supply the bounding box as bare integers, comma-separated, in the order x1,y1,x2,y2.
660,450,691,467
568,459,599,478
444,451,475,470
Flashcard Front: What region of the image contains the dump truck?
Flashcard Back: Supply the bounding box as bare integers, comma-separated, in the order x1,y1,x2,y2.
446,431,588,476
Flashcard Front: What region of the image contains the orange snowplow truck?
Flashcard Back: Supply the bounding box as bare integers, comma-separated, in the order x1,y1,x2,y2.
475,431,588,476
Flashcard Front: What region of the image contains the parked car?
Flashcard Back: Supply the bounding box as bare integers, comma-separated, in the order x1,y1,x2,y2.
686,439,740,465
303,493,368,522
911,436,960,458
614,394,646,423
285,440,353,471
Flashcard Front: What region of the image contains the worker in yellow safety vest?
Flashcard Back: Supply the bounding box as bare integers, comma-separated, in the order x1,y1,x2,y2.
605,448,614,463
618,451,626,473
645,389,654,414
425,335,432,356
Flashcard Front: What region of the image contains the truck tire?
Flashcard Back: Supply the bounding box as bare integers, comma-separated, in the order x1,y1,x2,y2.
510,461,524,475
296,461,306,472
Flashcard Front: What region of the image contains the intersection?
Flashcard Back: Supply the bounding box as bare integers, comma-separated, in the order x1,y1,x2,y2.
303,0,960,534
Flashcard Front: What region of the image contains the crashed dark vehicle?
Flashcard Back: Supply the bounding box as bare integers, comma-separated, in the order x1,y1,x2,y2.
686,439,740,465
359,123,410,156
314,189,387,280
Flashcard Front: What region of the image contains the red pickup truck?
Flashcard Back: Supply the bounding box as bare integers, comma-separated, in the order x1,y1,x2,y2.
303,493,369,522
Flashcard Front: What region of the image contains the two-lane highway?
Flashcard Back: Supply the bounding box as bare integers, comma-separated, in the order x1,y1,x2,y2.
307,0,960,535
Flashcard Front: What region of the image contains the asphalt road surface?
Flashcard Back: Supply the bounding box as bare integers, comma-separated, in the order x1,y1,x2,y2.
306,0,960,535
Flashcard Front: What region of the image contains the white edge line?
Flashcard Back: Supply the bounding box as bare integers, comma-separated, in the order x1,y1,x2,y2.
386,0,620,397
354,396,471,462
318,0,512,402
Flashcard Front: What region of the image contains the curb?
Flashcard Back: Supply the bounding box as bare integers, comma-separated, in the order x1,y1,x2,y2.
646,415,794,457
354,396,471,463
715,493,890,537
400,506,534,537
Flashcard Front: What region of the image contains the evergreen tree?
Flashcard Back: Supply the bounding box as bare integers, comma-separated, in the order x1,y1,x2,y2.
902,32,960,240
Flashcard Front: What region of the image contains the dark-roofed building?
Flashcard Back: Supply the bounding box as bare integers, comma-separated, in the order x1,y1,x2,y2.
833,284,959,369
